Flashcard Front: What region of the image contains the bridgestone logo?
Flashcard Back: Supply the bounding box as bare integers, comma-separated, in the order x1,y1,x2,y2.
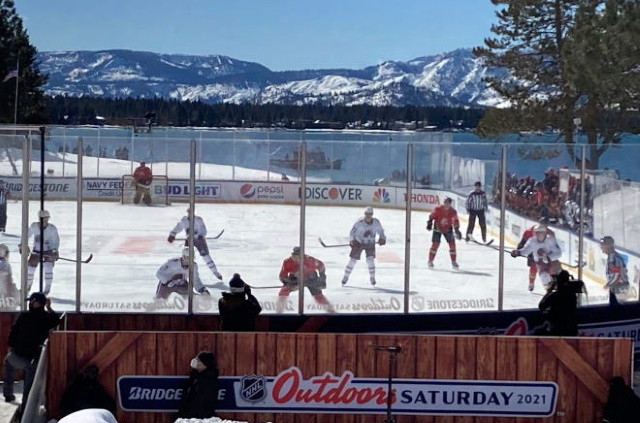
128,387,183,401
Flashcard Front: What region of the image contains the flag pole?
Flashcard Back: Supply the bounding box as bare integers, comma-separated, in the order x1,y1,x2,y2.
13,58,19,124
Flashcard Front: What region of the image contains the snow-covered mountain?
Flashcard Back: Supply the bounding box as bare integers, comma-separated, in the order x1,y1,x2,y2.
37,49,506,107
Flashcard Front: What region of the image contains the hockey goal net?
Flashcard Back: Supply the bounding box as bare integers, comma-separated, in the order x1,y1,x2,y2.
121,175,170,206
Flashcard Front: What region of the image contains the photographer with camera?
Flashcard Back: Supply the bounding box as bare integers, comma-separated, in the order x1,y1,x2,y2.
535,270,586,336
218,274,262,331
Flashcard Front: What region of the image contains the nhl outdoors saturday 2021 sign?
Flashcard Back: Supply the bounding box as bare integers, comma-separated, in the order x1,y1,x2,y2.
118,366,557,417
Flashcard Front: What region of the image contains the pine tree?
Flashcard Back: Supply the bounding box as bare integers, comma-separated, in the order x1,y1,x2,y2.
0,0,47,123
474,0,640,169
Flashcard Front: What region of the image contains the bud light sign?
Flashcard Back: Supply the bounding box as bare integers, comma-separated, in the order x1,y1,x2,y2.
118,368,557,417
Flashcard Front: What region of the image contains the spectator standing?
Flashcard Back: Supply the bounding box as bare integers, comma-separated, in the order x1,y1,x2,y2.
132,161,153,205
218,274,262,331
601,376,640,423
58,408,119,423
59,364,116,418
3,292,61,405
177,351,219,419
599,236,630,306
535,270,585,336
465,181,488,243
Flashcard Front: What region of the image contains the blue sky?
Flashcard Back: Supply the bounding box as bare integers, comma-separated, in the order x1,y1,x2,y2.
16,0,497,71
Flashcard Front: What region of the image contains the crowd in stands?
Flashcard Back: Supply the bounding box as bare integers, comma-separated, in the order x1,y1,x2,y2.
493,167,593,234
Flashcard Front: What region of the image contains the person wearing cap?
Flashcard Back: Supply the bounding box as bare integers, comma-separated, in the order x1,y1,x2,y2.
3,292,61,404
278,247,334,313
154,248,209,300
426,197,462,269
218,273,262,331
132,161,153,205
464,181,488,243
177,350,219,419
599,236,630,305
167,208,223,281
21,209,60,295
340,207,387,286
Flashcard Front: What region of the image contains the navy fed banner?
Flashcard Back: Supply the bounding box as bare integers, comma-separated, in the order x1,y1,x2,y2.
117,366,557,417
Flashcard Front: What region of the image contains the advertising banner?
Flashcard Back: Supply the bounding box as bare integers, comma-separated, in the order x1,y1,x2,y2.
117,367,557,417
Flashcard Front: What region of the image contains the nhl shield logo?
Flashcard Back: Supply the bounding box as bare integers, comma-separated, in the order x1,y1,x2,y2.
240,375,267,403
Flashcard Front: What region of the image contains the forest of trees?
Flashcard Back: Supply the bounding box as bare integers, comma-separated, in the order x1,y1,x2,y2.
44,96,486,130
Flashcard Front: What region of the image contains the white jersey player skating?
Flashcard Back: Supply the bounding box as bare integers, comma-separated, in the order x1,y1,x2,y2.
341,207,387,286
511,225,562,287
0,244,18,310
21,210,60,295
167,208,222,280
155,248,209,299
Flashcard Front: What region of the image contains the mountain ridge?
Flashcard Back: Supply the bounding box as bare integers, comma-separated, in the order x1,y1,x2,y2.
37,48,506,108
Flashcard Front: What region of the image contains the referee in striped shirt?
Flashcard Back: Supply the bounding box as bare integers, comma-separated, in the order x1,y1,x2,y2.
465,181,488,242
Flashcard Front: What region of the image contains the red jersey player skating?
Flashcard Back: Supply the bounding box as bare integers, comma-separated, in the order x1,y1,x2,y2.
426,197,462,269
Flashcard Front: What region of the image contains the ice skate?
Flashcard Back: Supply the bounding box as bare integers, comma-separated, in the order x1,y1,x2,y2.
341,276,348,286
451,261,459,269
214,271,223,281
528,282,534,292
370,277,376,286
428,261,434,268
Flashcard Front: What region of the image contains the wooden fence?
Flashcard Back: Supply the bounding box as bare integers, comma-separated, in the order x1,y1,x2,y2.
46,331,632,423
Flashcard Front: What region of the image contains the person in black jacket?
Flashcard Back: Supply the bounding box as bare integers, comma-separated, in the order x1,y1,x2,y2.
3,292,61,404
535,270,585,336
59,364,116,418
601,376,640,423
218,274,262,331
177,351,219,419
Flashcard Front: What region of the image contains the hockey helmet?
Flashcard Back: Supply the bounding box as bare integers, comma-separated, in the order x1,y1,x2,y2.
474,181,482,187
38,210,50,219
534,224,547,234
364,207,374,215
0,244,9,259
444,197,453,204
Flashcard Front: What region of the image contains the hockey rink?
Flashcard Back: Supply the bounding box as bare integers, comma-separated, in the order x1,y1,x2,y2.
1,199,611,314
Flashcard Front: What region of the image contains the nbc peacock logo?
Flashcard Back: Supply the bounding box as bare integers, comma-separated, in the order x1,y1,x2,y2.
373,188,390,203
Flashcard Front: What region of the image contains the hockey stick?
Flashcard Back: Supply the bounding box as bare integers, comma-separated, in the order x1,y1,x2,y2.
175,229,225,242
58,254,93,264
248,285,282,289
560,260,586,269
318,237,350,248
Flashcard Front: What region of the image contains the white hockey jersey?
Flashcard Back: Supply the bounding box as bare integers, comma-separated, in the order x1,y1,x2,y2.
518,235,562,263
25,222,60,252
170,215,207,238
0,258,12,295
350,217,386,245
156,258,205,292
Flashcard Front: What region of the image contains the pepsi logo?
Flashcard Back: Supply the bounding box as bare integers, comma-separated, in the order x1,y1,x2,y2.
240,184,256,198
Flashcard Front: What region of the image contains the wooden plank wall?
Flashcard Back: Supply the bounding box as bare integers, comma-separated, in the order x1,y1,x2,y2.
46,332,632,423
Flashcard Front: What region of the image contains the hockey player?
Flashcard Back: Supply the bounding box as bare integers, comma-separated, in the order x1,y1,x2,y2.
465,181,488,242
21,210,60,295
599,236,630,305
510,224,562,288
167,208,223,280
0,180,10,232
517,220,556,291
278,247,333,313
0,244,18,310
427,197,462,269
340,207,386,286
132,161,153,205
155,248,209,300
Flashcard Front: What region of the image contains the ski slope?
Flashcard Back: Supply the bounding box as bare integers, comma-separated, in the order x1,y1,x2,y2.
2,200,611,314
